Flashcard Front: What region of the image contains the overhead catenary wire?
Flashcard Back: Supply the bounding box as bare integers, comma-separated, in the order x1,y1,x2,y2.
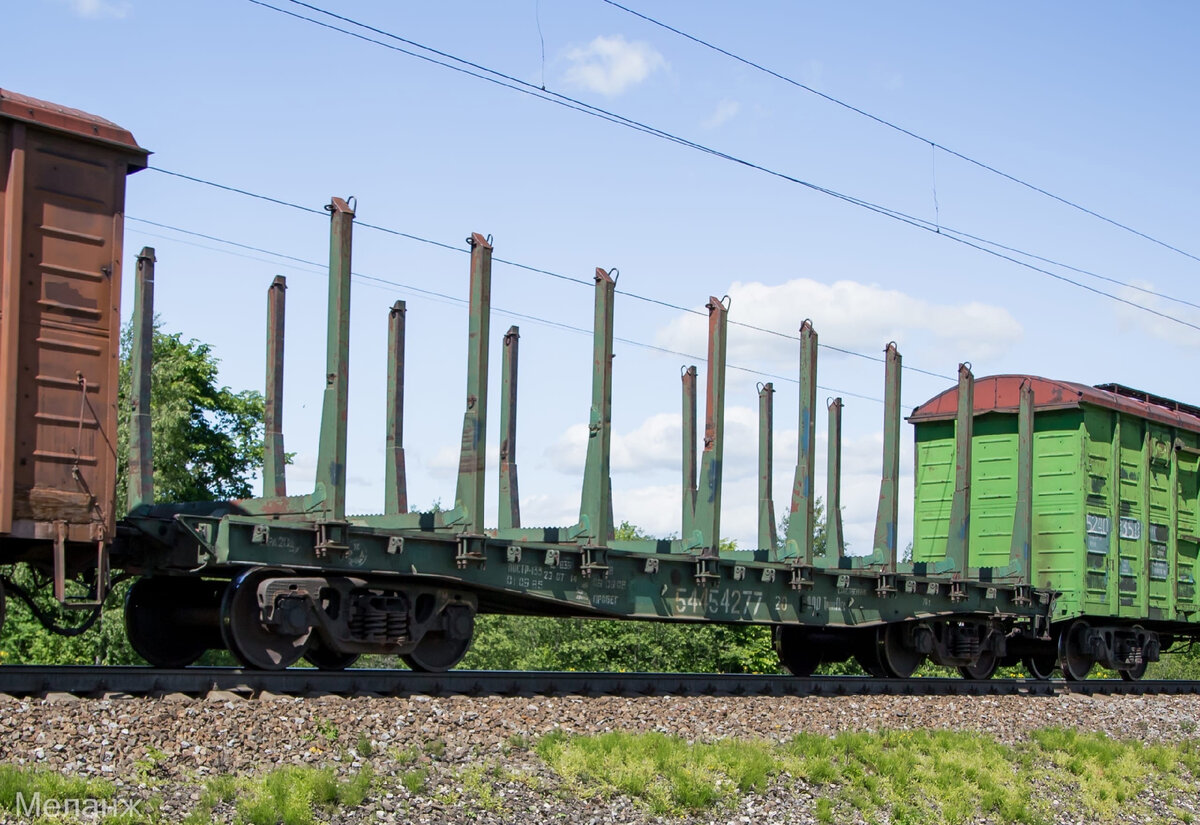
125,215,898,407
600,0,1200,267
146,167,957,381
238,0,1200,336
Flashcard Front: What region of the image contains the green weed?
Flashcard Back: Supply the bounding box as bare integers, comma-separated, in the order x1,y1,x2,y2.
400,767,428,795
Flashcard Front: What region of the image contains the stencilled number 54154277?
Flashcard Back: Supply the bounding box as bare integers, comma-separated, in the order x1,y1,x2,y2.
672,587,763,618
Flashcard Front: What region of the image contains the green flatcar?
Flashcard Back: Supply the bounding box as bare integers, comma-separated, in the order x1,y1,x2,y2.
910,376,1200,679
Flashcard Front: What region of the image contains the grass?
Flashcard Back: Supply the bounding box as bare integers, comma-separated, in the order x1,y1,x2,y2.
400,767,428,795
536,727,1200,822
179,765,373,825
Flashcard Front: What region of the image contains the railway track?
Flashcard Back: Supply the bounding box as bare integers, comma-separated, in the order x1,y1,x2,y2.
3,667,1200,699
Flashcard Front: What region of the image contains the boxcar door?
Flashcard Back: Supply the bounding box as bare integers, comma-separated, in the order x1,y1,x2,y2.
1174,441,1200,619
1116,415,1149,619
1146,427,1174,620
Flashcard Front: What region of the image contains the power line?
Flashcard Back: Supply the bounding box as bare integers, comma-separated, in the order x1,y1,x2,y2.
600,0,1200,266
145,166,959,379
238,0,1200,337
125,215,895,406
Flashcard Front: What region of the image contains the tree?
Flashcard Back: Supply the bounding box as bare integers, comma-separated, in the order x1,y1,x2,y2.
459,522,783,675
116,321,265,511
776,498,832,558
0,323,265,664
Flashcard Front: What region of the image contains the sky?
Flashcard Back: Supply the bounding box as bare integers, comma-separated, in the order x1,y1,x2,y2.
7,1,1199,554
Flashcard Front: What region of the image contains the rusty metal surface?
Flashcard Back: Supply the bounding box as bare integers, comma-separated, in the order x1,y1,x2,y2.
0,89,147,161
910,374,1200,435
0,100,147,547
692,296,729,557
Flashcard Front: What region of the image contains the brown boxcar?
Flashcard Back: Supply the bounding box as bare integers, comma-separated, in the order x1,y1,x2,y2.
0,89,147,598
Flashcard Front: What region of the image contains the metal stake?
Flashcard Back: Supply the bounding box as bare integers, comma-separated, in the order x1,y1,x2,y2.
128,247,155,512
945,362,975,573
784,320,818,562
385,300,408,515
454,234,493,533
1009,378,1034,576
827,397,845,560
313,198,355,521
577,269,616,545
871,343,901,568
263,275,287,499
498,325,521,529
693,296,729,557
681,365,698,548
757,382,778,552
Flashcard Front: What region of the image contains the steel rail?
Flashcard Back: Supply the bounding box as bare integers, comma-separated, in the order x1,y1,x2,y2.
2,667,1198,699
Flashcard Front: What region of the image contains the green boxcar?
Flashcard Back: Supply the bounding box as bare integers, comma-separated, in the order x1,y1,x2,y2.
910,376,1200,628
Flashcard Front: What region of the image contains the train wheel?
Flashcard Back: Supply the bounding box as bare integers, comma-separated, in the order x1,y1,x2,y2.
958,647,998,680
875,624,925,679
401,632,471,673
304,638,360,671
125,577,220,668
1057,620,1094,681
773,626,823,677
1023,650,1057,680
221,569,310,671
1118,660,1148,681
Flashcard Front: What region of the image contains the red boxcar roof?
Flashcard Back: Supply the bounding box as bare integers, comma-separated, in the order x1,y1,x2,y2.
908,375,1200,436
0,88,147,164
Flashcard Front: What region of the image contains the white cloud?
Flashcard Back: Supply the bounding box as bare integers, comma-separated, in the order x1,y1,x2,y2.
532,405,920,552
562,35,666,97
545,407,759,477
426,443,500,479
57,0,131,18
703,99,740,130
656,278,1022,368
1114,282,1200,349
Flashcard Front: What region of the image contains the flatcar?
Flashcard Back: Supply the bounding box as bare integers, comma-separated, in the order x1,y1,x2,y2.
1,88,1185,682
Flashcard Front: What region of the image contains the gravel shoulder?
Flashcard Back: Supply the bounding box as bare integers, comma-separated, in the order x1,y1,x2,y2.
1,691,1199,823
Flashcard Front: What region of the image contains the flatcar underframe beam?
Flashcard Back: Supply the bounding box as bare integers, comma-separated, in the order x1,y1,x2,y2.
127,513,1054,630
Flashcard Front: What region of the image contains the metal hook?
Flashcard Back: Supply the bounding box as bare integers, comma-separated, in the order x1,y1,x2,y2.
608,267,619,284
756,381,765,394
721,294,731,310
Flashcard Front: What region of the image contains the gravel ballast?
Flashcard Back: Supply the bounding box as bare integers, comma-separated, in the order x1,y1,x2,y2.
1,691,1199,823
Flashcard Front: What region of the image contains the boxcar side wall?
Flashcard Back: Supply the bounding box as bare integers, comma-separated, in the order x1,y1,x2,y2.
0,119,135,548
